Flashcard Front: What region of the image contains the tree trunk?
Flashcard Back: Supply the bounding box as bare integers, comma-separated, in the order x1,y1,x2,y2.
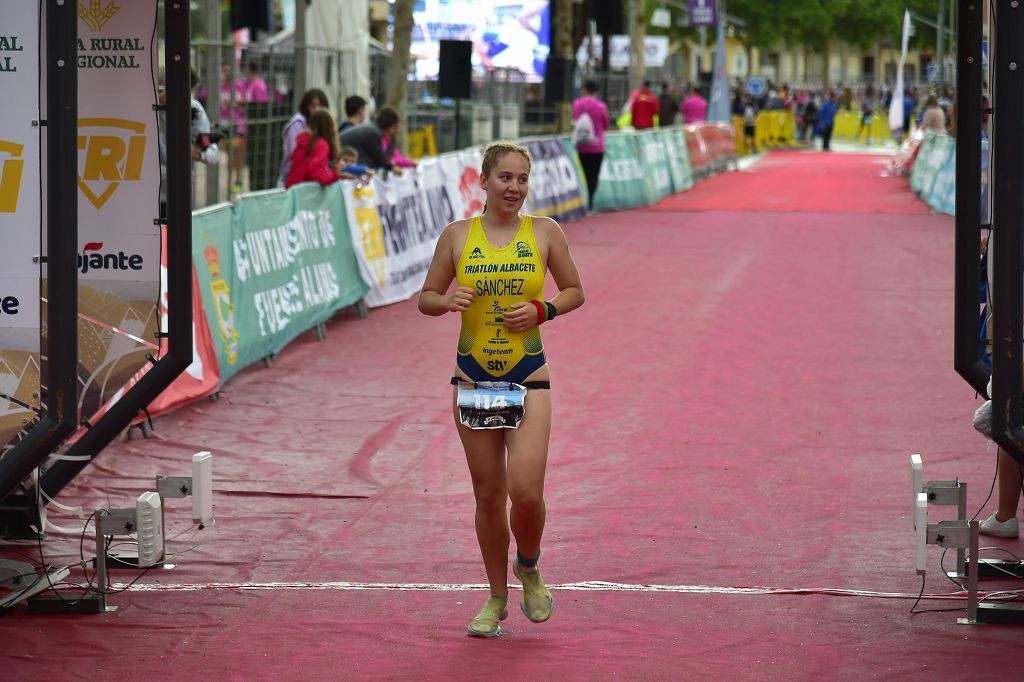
387,0,414,154
629,0,647,92
554,0,573,133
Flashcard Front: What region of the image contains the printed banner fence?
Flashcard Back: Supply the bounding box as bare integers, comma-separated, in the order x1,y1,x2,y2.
439,146,486,221
635,130,673,204
890,128,926,176
591,133,649,213
896,131,989,222
661,128,695,194
909,132,951,199
0,0,41,456
927,141,956,216
521,137,587,223
74,0,163,421
194,184,369,385
684,124,711,177
345,172,449,308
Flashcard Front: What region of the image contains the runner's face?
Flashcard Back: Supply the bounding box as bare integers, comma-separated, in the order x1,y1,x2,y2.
483,153,529,213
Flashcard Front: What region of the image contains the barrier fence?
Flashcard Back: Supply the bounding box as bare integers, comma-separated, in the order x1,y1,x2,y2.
122,123,737,425
895,129,990,223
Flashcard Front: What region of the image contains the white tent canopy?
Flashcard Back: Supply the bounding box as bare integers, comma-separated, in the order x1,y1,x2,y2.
306,0,371,108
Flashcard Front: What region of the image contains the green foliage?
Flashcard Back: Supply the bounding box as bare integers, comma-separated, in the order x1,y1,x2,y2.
671,0,943,51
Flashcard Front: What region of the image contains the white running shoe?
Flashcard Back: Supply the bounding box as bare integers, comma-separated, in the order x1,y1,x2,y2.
980,512,1020,538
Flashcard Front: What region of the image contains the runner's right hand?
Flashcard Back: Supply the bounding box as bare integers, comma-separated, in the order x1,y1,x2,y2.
447,287,475,312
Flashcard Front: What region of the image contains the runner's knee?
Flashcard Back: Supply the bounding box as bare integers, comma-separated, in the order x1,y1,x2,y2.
508,487,544,514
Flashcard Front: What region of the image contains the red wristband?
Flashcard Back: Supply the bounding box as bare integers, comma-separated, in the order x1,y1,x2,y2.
530,299,546,325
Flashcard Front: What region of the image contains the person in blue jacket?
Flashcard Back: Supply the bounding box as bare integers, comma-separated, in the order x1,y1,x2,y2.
817,91,838,151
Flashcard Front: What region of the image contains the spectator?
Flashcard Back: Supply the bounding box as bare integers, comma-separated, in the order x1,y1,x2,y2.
858,87,874,145
742,96,757,152
980,447,1022,538
159,68,219,213
920,95,946,133
800,94,819,142
339,95,368,132
338,106,404,175
818,91,838,151
904,87,918,137
572,79,610,210
658,82,679,126
243,61,269,105
339,145,372,180
284,109,350,189
680,85,708,124
221,61,269,194
630,80,660,130
732,90,745,117
278,88,330,186
384,134,417,169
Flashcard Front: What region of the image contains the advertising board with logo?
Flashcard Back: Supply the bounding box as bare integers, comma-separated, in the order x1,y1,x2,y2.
521,138,587,223
439,146,486,221
74,0,162,420
0,0,41,455
345,173,447,308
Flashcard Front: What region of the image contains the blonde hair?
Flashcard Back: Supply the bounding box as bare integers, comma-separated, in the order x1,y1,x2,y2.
480,142,531,214
481,142,531,179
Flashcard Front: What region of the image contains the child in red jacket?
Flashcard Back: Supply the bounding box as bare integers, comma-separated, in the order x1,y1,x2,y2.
285,109,353,188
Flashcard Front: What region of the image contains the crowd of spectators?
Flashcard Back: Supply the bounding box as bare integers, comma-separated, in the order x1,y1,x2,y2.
726,79,957,151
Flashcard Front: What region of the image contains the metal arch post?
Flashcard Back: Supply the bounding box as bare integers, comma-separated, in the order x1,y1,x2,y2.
0,1,81,512
953,0,989,396
35,0,194,503
990,0,1024,468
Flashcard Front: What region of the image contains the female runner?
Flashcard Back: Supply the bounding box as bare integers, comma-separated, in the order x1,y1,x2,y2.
418,142,585,636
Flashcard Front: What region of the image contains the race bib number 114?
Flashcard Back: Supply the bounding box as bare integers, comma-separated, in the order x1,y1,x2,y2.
457,381,527,430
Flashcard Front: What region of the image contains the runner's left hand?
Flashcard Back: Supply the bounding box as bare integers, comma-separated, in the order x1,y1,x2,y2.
503,301,538,332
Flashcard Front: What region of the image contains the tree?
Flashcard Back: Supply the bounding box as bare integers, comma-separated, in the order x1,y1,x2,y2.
630,0,648,91
725,0,942,50
387,0,414,153
553,0,574,133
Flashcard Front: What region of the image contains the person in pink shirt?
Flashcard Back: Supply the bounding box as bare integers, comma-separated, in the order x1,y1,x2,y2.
680,85,708,124
572,80,610,210
222,61,270,193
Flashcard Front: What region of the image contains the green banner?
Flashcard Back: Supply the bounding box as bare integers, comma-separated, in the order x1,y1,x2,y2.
560,137,590,212
910,132,947,199
193,206,239,381
592,133,650,212
927,139,956,216
635,130,674,203
194,184,369,384
661,127,695,194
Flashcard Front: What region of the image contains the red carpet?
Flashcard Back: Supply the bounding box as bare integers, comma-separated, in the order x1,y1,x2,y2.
652,150,933,214
2,150,1017,680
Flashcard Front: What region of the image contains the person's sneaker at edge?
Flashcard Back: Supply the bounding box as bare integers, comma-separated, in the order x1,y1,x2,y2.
980,512,1020,538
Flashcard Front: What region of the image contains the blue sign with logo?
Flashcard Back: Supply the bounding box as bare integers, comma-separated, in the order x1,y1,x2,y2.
745,76,766,98
688,0,717,27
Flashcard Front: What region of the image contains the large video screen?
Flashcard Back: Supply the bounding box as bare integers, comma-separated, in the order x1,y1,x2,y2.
397,0,551,82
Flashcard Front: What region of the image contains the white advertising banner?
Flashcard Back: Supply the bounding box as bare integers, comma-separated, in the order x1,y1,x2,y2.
0,0,42,452
439,147,486,221
344,171,447,308
75,0,162,419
